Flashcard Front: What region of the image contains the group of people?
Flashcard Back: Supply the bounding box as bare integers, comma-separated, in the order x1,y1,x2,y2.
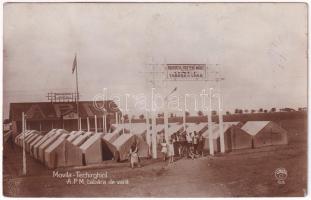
161,130,205,161
128,130,206,168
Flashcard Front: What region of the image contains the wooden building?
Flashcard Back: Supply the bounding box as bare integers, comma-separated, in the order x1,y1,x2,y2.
9,101,121,137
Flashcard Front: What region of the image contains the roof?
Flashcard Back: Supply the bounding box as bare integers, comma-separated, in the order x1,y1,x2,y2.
186,123,208,133
241,121,270,136
113,133,135,149
9,101,120,121
80,133,103,151
167,123,184,136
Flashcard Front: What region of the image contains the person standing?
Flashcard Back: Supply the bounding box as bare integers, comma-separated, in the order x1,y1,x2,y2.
161,139,168,161
129,142,141,168
186,131,192,158
197,132,204,156
193,131,199,154
167,139,175,163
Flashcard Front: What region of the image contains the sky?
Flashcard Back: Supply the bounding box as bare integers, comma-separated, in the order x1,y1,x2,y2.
3,3,308,118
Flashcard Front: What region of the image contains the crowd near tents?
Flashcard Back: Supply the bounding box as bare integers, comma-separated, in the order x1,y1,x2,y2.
13,120,288,169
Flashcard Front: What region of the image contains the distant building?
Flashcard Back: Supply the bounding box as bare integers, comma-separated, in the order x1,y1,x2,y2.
9,101,121,136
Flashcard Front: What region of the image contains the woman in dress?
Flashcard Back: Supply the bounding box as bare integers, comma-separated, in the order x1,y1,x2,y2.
168,139,175,163
161,139,168,161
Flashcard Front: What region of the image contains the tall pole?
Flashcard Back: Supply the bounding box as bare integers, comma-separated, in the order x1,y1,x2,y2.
79,117,82,131
164,100,169,142
22,112,27,175
115,112,118,125
183,103,186,130
151,111,157,159
208,88,214,155
75,53,80,130
145,112,151,156
219,93,225,153
102,115,106,133
94,115,98,133
87,117,90,132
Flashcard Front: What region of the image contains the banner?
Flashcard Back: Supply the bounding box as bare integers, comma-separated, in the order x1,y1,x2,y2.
166,64,206,81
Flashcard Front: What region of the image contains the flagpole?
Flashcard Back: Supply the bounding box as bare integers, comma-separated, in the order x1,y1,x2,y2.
75,53,80,130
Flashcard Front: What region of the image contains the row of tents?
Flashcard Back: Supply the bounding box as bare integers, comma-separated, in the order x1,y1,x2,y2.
14,121,288,169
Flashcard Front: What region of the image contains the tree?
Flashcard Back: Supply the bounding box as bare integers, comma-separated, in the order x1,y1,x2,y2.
258,108,263,112
251,109,256,113
185,111,190,117
139,114,145,120
170,113,174,118
235,109,239,114
264,110,268,113
158,113,164,118
239,109,243,114
244,109,249,113
197,110,204,116
212,110,217,115
270,108,276,112
226,111,231,115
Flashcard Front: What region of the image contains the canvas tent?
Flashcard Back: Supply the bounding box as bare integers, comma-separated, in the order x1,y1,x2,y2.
29,135,43,155
128,123,149,159
38,129,68,161
186,123,208,135
113,133,136,161
167,123,184,138
44,133,70,169
241,121,288,148
230,125,253,150
101,126,125,160
65,132,93,167
80,132,104,165
31,129,58,157
67,131,84,142
25,132,41,152
15,130,35,146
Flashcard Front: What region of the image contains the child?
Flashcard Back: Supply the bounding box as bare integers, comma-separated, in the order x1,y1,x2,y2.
161,139,168,161
168,139,175,163
129,143,140,168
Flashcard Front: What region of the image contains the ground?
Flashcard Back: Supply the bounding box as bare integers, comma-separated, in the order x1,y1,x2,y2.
3,119,307,197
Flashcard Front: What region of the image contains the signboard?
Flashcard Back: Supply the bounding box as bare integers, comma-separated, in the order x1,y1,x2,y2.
166,64,206,81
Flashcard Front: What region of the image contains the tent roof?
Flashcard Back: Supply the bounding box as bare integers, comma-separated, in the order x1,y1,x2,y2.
186,123,208,133
113,133,134,149
241,121,270,136
167,123,184,136
80,133,103,151
72,132,93,146
45,134,68,153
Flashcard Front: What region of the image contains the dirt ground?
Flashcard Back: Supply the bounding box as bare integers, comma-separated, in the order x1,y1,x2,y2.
3,119,307,197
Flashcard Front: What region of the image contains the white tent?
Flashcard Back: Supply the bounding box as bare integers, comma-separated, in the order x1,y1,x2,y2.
44,133,70,169
80,132,104,165
31,129,58,158
29,135,43,156
186,123,208,135
67,131,84,142
113,133,135,161
65,132,93,167
25,133,41,152
241,121,288,148
38,130,68,161
72,132,93,146
167,123,184,137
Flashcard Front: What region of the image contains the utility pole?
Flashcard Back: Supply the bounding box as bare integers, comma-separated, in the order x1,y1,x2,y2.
206,65,224,155
208,88,214,155
144,62,165,159
22,112,27,175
